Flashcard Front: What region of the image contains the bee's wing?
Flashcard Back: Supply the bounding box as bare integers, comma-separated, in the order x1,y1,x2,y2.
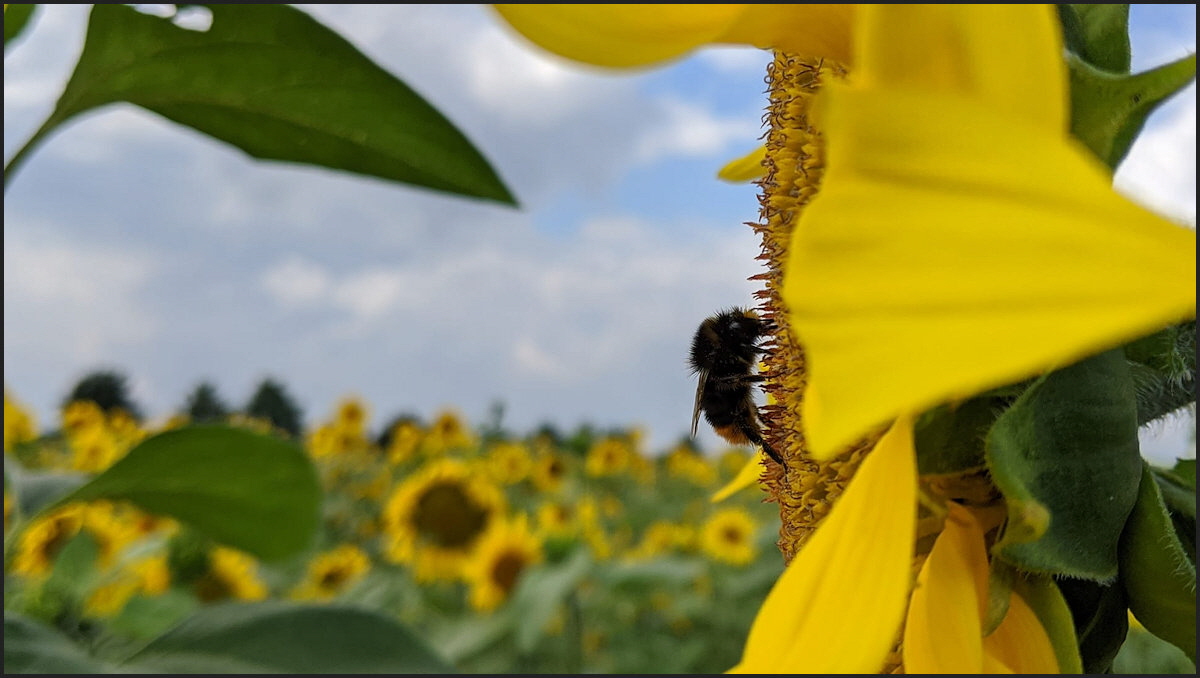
691,369,708,437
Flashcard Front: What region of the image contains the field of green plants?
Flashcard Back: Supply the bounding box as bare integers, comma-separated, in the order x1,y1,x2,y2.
4,381,791,673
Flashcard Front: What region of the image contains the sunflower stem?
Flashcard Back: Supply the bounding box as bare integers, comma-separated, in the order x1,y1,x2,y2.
565,589,584,673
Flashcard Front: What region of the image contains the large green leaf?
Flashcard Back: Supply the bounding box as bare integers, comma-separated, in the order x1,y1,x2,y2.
3,612,112,674
5,4,516,205
1119,463,1196,661
511,548,591,654
986,349,1142,581
53,425,320,561
117,601,455,673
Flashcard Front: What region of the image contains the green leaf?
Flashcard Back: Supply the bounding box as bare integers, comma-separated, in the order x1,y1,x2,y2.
1065,4,1131,73
986,349,1142,581
118,601,455,673
913,397,1001,474
1013,576,1084,674
511,548,591,654
3,612,112,674
1054,576,1129,674
3,3,37,50
1171,458,1196,489
1068,52,1197,169
1119,463,1196,661
53,425,320,561
1123,322,1196,426
5,4,516,205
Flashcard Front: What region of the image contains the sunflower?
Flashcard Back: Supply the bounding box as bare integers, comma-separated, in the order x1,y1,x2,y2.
385,420,423,467
485,441,533,485
83,553,171,618
421,409,476,456
193,546,268,602
699,506,759,566
291,544,371,601
463,514,544,612
68,426,121,473
530,451,568,493
381,458,506,581
11,503,86,578
584,436,631,477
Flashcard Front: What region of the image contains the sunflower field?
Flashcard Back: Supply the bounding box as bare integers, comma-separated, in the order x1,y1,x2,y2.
4,388,795,673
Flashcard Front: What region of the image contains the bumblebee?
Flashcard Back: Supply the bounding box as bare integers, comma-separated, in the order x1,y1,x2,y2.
688,307,784,468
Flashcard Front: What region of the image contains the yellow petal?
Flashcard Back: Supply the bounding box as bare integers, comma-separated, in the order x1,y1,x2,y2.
717,5,856,65
492,4,856,69
718,145,767,183
983,590,1061,673
783,6,1197,459
491,4,747,68
728,416,915,674
711,449,764,502
903,503,989,673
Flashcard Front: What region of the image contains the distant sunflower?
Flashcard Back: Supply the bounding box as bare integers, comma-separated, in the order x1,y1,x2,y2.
11,503,86,578
292,544,371,601
530,452,568,493
68,426,121,473
463,514,544,612
193,546,268,602
382,459,505,581
4,389,38,452
585,437,631,477
421,409,476,456
699,507,759,566
486,441,533,485
386,421,423,466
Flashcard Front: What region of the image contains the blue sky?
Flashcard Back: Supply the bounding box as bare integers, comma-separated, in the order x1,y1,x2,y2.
4,4,1195,461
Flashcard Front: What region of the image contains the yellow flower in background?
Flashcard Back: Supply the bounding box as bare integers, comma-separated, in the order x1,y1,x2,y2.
84,553,172,618
698,506,758,566
381,458,506,581
292,544,371,601
11,503,86,578
194,546,268,602
333,396,370,437
463,513,544,612
584,436,631,477
422,409,476,456
385,420,423,466
485,440,533,485
4,388,38,451
530,450,568,493
535,500,576,539
68,425,121,473
61,399,105,437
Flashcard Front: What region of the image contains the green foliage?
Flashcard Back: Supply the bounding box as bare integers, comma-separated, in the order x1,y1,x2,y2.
1119,464,1196,661
3,4,515,205
1124,321,1196,426
244,378,305,439
62,369,143,422
58,425,321,561
120,602,456,673
182,382,229,424
987,349,1142,581
4,612,113,673
1055,576,1130,674
1060,4,1131,73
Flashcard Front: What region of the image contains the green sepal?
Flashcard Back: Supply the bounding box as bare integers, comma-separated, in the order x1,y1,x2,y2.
986,349,1142,581
1119,462,1197,660
914,397,1003,474
1068,51,1197,170
1054,576,1129,674
1013,575,1085,674
1058,4,1131,73
1123,321,1196,426
3,3,37,50
4,4,516,205
1150,463,1196,564
982,557,1016,636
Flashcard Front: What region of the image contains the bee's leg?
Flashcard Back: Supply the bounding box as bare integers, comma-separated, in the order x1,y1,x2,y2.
706,374,767,389
737,419,786,470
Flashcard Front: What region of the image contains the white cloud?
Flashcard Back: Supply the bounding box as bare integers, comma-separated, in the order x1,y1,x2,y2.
633,97,761,163
1115,91,1197,224
260,256,332,307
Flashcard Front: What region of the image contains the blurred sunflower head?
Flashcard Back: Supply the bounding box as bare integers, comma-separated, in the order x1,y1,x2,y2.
333,396,369,435
68,426,122,473
381,459,506,581
4,389,38,452
61,399,105,438
291,544,371,601
485,441,533,485
463,513,544,612
11,503,86,578
584,436,632,477
193,546,268,603
422,409,476,456
699,506,759,567
530,451,569,493
385,420,423,467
